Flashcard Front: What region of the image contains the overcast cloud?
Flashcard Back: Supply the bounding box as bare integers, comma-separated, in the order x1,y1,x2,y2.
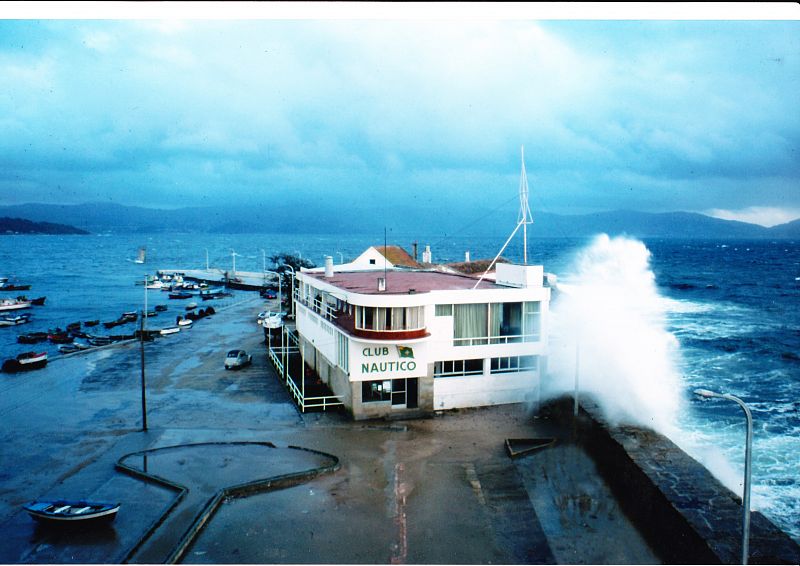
0,9,798,225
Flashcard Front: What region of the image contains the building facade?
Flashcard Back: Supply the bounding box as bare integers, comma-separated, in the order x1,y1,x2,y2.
294,261,551,420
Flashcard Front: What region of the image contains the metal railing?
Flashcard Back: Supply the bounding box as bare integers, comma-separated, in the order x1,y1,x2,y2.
266,325,343,413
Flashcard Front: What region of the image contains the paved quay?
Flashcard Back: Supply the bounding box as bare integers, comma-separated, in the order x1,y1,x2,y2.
0,292,796,564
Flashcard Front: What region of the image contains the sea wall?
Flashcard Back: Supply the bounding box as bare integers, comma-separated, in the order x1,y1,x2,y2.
541,397,800,565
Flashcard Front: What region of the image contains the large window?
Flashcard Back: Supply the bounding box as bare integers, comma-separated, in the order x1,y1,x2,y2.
452,302,541,346
355,306,424,331
362,380,391,402
434,359,484,378
490,355,538,374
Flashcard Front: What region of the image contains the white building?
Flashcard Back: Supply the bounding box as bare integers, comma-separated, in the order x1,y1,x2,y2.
294,257,551,420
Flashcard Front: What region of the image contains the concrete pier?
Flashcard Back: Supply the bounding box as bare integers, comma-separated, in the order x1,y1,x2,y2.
156,268,276,290
0,293,797,564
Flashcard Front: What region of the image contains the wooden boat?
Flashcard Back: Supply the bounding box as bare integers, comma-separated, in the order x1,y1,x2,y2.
58,342,90,354
2,351,47,373
154,304,168,312
0,283,31,291
84,319,100,327
168,291,193,300
48,331,74,344
0,297,32,312
30,296,46,306
0,314,31,327
24,500,120,524
18,331,48,344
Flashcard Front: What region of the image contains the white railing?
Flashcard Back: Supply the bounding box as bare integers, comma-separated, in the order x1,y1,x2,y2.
267,326,344,413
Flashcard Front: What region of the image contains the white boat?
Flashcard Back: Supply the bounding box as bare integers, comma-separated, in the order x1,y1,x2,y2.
134,247,146,264
0,298,32,312
177,318,193,327
159,327,180,335
24,500,120,524
146,280,165,290
0,313,31,326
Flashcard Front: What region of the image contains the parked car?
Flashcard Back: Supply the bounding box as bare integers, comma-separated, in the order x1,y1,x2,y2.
224,349,252,370
264,291,277,300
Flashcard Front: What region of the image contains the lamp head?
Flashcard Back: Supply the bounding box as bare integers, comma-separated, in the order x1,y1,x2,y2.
694,388,719,399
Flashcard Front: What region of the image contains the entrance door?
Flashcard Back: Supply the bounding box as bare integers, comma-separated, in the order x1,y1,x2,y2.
391,378,406,407
406,378,418,409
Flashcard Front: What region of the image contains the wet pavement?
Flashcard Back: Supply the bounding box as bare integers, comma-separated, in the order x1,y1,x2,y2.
0,294,663,564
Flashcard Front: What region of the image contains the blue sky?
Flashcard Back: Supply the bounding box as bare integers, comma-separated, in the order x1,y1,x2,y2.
1,4,798,225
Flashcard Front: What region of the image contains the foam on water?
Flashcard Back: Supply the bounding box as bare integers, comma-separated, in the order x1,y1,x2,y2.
544,234,684,437
543,234,800,542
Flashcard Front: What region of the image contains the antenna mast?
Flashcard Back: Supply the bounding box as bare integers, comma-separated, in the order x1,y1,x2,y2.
518,146,534,265
473,146,534,288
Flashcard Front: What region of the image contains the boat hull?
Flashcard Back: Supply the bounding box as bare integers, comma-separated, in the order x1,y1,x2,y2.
24,500,120,525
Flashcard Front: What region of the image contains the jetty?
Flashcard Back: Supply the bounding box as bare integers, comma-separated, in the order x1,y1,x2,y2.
156,268,276,291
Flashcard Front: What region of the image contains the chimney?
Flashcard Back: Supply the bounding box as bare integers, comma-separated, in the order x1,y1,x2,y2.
377,277,386,292
412,241,418,261
465,250,470,263
422,245,432,263
324,255,334,277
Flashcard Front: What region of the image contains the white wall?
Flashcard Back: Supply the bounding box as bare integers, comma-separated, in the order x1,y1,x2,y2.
433,371,539,411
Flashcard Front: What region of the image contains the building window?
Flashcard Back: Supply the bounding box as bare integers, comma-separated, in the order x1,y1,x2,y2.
454,302,542,346
435,304,453,316
362,380,391,402
337,331,349,372
369,259,376,265
434,359,484,378
490,355,538,374
355,306,424,332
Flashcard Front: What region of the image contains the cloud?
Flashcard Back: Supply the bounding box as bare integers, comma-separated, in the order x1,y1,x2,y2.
706,207,800,227
0,18,797,215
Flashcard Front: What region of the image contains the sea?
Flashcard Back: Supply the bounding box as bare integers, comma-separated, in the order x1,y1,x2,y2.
1,231,798,542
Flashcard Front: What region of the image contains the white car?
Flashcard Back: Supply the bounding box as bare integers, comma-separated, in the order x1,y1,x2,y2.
224,349,252,370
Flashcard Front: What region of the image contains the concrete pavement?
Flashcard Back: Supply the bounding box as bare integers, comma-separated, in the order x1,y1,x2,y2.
0,293,662,564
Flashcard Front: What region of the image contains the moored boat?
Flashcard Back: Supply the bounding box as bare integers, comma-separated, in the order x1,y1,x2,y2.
0,313,31,327
2,351,48,373
30,296,46,306
0,297,32,312
18,331,48,344
23,500,120,524
159,326,180,335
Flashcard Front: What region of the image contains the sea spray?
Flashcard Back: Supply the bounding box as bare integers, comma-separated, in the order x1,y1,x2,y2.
543,234,684,436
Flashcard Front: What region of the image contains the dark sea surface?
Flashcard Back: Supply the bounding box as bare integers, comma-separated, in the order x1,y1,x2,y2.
0,232,798,541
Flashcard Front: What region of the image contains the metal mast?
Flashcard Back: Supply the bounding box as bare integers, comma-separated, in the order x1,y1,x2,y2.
518,146,534,265
473,146,534,288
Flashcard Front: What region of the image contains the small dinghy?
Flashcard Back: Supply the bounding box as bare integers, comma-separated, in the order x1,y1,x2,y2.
24,500,120,524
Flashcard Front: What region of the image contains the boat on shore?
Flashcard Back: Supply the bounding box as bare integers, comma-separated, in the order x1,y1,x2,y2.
2,351,47,373
23,500,120,525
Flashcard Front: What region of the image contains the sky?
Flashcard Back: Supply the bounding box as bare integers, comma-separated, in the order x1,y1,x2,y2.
0,3,798,226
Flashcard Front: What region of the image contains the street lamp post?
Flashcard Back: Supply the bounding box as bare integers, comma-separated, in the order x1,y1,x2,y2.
694,388,753,565
140,275,148,432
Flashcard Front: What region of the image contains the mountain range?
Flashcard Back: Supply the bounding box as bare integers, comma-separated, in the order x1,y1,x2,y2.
0,202,797,239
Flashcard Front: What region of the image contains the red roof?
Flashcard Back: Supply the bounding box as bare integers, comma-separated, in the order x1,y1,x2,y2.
305,270,501,295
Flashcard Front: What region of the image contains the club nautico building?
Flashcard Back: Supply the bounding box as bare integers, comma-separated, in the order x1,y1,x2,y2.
293,254,551,420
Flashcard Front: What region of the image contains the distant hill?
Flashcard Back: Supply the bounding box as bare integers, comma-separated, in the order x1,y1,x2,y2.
0,202,797,239
0,216,89,235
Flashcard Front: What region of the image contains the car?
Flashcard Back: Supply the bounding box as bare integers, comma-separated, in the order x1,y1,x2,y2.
264,291,277,300
224,349,252,370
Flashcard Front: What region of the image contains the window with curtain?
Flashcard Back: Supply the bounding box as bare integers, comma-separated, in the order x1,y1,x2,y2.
523,302,541,341
454,303,488,346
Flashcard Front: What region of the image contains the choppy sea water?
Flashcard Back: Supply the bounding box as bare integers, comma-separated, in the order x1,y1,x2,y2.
0,232,798,542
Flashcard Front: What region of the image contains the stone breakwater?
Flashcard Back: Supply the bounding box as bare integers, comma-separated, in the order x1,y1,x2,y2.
541,398,800,565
